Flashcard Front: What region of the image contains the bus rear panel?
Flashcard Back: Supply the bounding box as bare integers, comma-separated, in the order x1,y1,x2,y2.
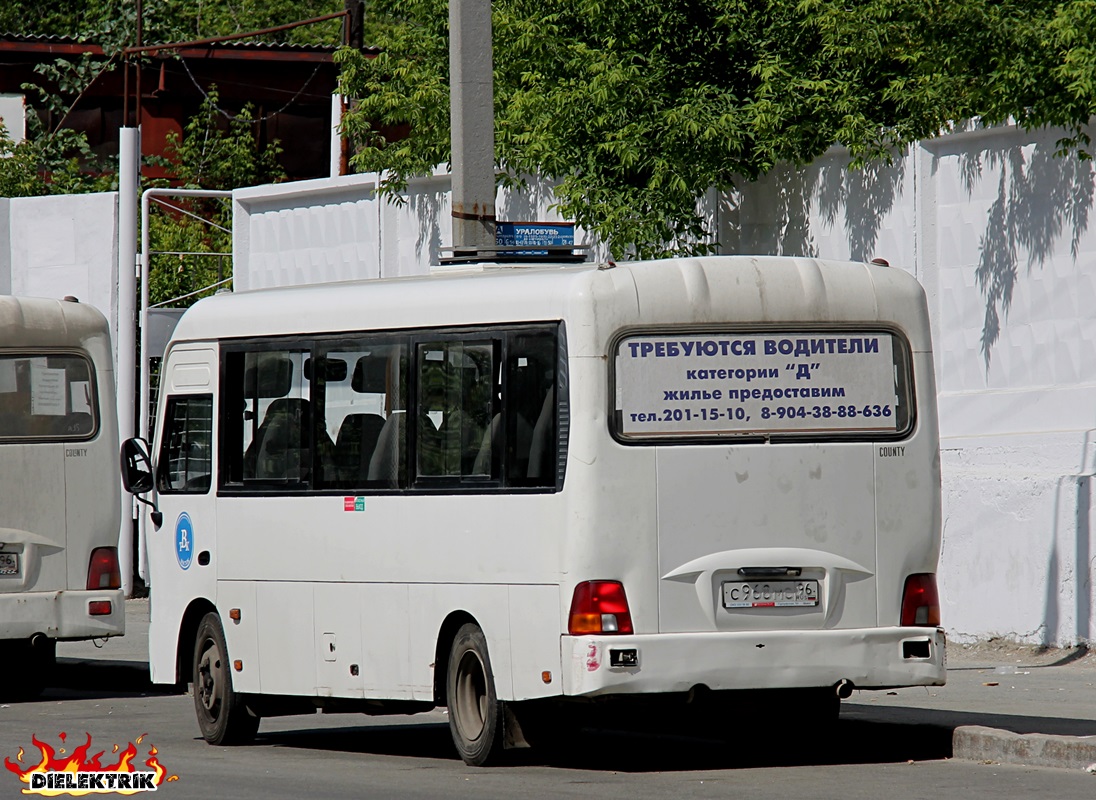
0,296,124,685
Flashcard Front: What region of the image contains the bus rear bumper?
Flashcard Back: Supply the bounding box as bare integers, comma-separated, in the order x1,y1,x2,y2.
562,626,945,698
0,589,126,641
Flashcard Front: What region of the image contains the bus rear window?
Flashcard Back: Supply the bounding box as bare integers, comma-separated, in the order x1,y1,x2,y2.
0,353,97,441
612,330,913,442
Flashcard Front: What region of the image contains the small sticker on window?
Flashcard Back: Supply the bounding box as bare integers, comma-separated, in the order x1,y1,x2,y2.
343,496,366,512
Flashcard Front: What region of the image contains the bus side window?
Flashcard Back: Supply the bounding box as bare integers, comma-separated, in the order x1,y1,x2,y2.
415,341,496,482
222,349,332,486
506,331,557,488
314,341,409,491
157,395,214,494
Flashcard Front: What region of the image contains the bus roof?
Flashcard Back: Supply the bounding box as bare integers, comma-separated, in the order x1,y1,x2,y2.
0,295,112,351
169,256,932,352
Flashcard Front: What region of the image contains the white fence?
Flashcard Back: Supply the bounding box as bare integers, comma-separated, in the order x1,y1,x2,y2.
232,170,587,290
0,192,119,342
730,123,1096,645
5,121,1095,646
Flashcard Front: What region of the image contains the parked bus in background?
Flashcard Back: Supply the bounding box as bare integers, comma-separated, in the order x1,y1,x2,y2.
122,255,944,764
1,295,124,697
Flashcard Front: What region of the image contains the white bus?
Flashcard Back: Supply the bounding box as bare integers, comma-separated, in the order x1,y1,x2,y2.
1,295,125,697
122,256,944,764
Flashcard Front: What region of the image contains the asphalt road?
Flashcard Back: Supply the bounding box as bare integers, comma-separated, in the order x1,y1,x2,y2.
1,664,1093,799
2,602,1094,798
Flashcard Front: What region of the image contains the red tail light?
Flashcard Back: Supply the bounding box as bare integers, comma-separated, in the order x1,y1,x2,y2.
568,580,633,635
901,573,940,627
87,547,121,590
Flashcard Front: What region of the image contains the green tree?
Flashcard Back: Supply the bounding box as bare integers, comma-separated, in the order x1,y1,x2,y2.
0,54,117,197
0,125,114,197
0,0,344,52
337,0,1096,259
146,87,285,306
0,2,345,199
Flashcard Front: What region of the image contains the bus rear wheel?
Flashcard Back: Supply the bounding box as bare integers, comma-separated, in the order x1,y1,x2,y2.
446,623,505,766
193,613,259,745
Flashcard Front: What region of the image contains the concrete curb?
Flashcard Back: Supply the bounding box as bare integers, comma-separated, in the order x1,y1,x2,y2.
954,725,1096,772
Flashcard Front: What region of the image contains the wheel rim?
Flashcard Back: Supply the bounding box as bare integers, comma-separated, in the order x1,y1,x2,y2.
197,636,224,720
452,649,488,744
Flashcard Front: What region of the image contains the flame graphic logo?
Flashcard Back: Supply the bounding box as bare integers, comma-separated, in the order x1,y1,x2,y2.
4,733,178,796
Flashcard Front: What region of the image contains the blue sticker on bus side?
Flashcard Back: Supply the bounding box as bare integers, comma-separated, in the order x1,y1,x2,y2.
175,512,194,570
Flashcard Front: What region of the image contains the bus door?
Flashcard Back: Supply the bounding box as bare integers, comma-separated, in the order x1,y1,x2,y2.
148,346,217,683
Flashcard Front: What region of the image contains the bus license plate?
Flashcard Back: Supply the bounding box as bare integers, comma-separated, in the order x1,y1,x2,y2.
722,580,818,609
0,553,18,576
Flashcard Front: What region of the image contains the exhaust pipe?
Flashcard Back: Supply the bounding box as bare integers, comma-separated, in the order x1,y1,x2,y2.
834,679,854,699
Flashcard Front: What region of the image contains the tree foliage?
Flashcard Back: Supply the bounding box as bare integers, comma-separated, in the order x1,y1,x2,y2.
0,54,118,198
146,88,286,307
0,0,344,53
0,125,114,198
0,2,316,306
337,0,1096,259
5,0,1095,259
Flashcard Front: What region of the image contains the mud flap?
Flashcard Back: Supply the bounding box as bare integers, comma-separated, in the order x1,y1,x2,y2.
502,702,531,749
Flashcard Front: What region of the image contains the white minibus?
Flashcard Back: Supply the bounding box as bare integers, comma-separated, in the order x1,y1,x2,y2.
1,295,125,697
122,256,944,764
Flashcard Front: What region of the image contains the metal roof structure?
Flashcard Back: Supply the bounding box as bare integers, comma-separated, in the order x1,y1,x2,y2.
0,32,349,180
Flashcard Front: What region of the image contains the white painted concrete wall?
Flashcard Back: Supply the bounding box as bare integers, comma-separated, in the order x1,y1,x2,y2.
232,170,593,291
4,192,120,358
0,93,25,144
730,123,1096,646
9,121,1094,646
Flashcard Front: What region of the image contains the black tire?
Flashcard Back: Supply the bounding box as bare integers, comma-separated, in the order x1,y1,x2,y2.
446,623,505,766
192,612,259,745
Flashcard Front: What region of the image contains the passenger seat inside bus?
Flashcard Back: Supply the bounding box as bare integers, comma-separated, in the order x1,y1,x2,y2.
334,413,386,485
527,387,555,481
367,411,405,488
251,398,335,482
252,398,307,480
472,354,550,481
337,354,392,486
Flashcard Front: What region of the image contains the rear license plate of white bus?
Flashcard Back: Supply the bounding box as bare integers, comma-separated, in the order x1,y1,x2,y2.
722,580,819,609
0,553,18,576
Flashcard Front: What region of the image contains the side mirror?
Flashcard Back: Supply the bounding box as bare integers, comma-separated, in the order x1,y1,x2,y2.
120,437,154,494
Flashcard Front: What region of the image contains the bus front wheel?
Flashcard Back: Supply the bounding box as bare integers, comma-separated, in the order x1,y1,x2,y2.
192,613,259,745
446,623,505,766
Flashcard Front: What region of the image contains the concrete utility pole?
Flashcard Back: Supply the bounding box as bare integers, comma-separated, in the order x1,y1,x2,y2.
117,128,139,596
333,0,364,176
449,0,496,250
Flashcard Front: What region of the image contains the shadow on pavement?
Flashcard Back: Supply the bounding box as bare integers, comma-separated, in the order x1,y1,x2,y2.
1038,645,1090,668
259,716,955,772
844,703,1096,738
256,694,1096,770
26,658,185,700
